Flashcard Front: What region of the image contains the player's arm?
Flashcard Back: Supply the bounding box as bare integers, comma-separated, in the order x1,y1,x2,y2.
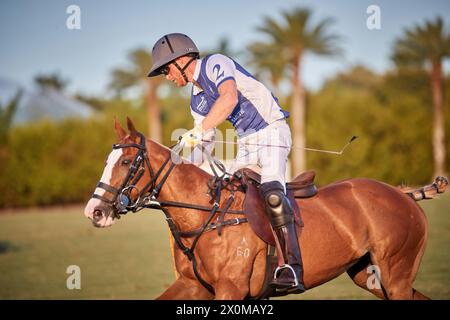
200,79,238,131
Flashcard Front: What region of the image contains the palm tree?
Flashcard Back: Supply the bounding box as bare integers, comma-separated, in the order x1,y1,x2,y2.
252,8,342,174
392,16,450,177
109,48,164,142
247,41,285,96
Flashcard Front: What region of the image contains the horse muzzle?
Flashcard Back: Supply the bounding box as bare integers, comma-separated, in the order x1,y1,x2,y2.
84,198,118,228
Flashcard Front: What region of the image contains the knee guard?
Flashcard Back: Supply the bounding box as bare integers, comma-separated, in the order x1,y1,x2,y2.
260,181,294,229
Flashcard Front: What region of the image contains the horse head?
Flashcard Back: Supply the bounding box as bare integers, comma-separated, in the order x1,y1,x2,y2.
84,117,152,227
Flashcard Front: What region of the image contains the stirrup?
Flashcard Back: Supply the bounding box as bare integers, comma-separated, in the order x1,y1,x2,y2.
274,264,298,287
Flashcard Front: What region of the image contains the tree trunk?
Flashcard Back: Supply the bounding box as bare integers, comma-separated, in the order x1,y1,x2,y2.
146,79,162,142
430,59,446,177
290,55,306,175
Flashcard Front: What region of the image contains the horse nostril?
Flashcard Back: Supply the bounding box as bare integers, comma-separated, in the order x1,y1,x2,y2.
93,208,104,220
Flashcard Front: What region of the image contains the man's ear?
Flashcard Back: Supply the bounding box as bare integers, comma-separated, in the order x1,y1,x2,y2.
126,117,138,138
114,117,127,141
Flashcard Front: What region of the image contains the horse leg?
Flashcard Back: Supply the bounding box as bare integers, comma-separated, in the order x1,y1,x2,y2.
156,277,214,300
348,253,427,300
347,252,430,300
348,184,430,300
413,288,430,300
214,279,248,300
346,253,388,299
368,235,427,300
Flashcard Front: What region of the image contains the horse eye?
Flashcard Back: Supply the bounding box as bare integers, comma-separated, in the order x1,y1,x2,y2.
121,159,131,166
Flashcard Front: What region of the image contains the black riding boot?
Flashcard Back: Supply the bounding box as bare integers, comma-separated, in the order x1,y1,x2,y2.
260,181,305,293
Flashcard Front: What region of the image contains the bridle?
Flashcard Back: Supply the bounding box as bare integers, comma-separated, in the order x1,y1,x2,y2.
90,131,247,295
91,132,174,218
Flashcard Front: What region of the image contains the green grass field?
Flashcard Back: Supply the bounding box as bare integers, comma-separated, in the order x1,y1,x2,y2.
0,192,449,300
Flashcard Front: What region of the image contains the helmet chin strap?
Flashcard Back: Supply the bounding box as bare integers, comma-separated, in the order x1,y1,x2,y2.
173,56,197,83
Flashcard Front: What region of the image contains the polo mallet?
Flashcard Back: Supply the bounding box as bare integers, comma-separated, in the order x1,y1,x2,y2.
201,135,359,155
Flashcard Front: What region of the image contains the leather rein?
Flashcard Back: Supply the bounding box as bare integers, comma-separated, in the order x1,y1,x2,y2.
90,132,247,295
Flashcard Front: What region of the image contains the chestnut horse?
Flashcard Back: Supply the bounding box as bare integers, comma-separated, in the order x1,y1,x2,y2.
84,119,447,300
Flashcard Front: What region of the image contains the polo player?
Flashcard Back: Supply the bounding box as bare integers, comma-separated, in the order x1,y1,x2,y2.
147,33,305,293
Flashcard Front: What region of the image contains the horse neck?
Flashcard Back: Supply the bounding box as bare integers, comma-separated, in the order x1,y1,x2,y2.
146,139,215,229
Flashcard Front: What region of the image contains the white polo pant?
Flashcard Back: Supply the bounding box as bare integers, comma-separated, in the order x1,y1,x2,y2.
229,120,292,191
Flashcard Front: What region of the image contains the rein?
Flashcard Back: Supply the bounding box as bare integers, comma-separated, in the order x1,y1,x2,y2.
92,132,247,296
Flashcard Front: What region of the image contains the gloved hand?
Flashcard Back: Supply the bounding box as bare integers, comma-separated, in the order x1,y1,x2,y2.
180,125,204,148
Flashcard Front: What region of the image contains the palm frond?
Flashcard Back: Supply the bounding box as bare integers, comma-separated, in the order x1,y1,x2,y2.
392,16,450,67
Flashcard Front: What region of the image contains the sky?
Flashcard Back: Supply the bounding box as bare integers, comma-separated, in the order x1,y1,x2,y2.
1,0,450,96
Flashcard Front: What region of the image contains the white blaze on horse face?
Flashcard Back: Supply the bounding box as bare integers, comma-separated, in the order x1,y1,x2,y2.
97,148,123,196
84,148,123,226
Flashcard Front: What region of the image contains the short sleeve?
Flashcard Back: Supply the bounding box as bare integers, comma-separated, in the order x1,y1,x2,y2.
205,54,236,89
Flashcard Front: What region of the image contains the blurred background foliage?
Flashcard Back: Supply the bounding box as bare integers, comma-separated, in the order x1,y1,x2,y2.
0,11,449,208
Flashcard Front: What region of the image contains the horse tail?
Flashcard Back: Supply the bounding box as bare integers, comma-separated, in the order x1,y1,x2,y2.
398,176,448,201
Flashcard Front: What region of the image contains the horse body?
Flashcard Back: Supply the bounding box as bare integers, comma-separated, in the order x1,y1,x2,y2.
84,119,438,300
159,173,428,299
146,141,428,299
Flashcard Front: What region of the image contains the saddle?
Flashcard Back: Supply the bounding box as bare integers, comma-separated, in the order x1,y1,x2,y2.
235,168,317,247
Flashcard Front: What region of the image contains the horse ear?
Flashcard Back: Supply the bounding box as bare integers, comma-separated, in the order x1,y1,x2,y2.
126,117,138,137
114,117,126,140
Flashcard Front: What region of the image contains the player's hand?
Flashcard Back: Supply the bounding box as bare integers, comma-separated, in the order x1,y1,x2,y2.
180,125,204,148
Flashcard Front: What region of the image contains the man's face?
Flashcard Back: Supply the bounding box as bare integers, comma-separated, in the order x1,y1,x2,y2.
163,57,189,87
